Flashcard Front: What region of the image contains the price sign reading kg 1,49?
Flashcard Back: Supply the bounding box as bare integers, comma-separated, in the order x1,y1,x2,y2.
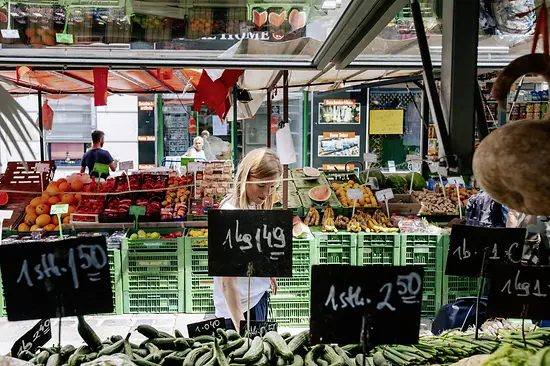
240,321,278,338
0,236,113,321
208,210,293,277
445,225,526,278
310,265,424,346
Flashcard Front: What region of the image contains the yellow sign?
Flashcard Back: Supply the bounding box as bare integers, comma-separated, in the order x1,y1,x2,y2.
369,110,404,135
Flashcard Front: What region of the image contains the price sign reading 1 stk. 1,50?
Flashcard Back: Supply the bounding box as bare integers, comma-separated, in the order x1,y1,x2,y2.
208,210,293,277
445,225,526,278
310,264,424,346
0,236,113,321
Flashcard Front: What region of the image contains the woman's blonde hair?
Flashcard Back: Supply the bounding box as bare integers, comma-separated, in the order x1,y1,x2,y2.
193,136,204,145
223,148,282,209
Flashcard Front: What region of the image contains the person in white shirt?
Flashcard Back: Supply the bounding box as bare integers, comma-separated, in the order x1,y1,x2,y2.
214,148,282,331
186,136,207,161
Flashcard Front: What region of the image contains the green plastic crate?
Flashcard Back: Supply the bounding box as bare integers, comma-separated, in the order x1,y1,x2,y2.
357,233,400,266
270,299,310,327
421,291,438,318
123,291,183,313
122,228,185,251
184,273,215,313
109,249,123,314
185,235,209,250
314,232,357,265
123,251,185,273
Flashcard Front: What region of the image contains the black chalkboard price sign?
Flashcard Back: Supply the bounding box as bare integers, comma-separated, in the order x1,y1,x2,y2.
0,236,113,321
488,264,550,320
208,210,293,277
187,317,226,338
11,319,52,357
445,225,526,278
310,265,424,346
240,320,278,338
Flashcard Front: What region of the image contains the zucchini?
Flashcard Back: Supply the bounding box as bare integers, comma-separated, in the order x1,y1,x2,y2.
196,349,214,366
137,325,161,339
323,346,344,366
195,335,216,343
251,354,269,366
174,330,184,338
174,338,191,350
37,351,51,365
18,351,34,361
46,354,61,366
231,338,250,358
263,341,273,361
135,360,161,366
217,328,229,345
226,329,240,341
98,339,124,357
234,336,263,364
214,338,230,366
291,354,304,366
183,346,210,366
334,346,354,366
305,345,325,366
264,331,293,361
221,338,244,355
76,316,103,352
317,359,329,366
60,345,76,361
288,331,309,354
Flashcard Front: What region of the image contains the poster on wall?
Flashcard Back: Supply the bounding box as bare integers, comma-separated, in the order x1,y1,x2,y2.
318,99,360,124
317,132,360,157
369,110,404,134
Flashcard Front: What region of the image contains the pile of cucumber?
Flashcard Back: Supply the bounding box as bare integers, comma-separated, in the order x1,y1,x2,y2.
11,318,550,366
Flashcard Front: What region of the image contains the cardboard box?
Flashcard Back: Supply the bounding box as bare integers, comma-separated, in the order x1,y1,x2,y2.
381,194,421,215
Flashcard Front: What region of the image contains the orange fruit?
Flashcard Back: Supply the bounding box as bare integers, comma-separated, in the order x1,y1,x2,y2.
58,182,71,193
71,180,84,192
30,224,41,232
62,205,76,219
29,196,42,208
56,178,67,185
35,203,51,215
47,184,61,196
48,196,60,205
18,223,31,232
61,193,75,205
25,213,38,226
25,205,35,215
43,224,56,231
40,193,50,204
74,193,82,202
36,214,51,227
63,215,71,224
54,225,60,231
52,215,59,225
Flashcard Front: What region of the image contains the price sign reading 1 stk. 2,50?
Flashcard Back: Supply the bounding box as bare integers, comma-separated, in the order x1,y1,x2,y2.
0,236,113,321
445,224,526,278
488,264,550,320
187,318,226,337
208,210,293,277
310,265,424,346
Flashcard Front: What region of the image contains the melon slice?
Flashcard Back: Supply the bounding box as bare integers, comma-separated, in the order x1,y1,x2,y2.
303,166,320,179
0,191,8,206
309,186,331,202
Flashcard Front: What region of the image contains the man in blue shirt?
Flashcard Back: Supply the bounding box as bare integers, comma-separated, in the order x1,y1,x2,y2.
80,130,117,179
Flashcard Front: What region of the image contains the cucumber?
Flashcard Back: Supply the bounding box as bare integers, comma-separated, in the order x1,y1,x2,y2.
334,346,354,366
372,352,390,366
305,345,325,366
280,333,292,340
159,331,175,339
225,329,240,341
275,356,286,366
231,338,250,358
251,354,269,366
234,336,263,364
196,349,214,366
195,335,216,343
147,338,177,350
76,316,103,352
60,345,76,361
144,343,164,363
98,339,124,357
214,338,230,366
193,342,204,349
133,353,144,361
84,353,98,362
135,360,161,366
341,345,361,355
174,330,184,338
67,346,91,366
264,331,293,361
221,338,244,355
46,354,61,366
217,328,229,345
137,325,161,339
318,360,329,366
160,351,188,366
134,349,149,358
183,346,210,366
263,341,273,361
37,351,51,365
17,351,34,361
291,355,304,366
124,333,134,359
288,331,309,354
203,356,217,366
174,338,191,350
110,335,123,343
323,346,344,366
354,354,363,366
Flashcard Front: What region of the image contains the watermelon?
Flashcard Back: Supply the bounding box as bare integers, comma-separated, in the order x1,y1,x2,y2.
309,186,331,202
0,191,8,206
386,175,407,194
405,172,427,191
361,169,386,189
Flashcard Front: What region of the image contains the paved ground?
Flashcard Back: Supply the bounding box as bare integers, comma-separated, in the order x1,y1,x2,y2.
0,314,307,355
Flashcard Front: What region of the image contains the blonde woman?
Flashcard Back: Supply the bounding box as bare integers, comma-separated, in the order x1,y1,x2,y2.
214,148,282,331
186,136,206,160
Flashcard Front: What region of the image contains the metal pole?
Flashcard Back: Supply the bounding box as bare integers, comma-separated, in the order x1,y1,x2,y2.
37,91,45,161
232,84,238,170
474,82,489,142
267,90,272,148
282,71,289,210
421,88,429,176
302,90,309,168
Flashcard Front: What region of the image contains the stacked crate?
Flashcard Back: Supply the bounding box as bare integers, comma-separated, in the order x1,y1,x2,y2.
400,234,444,318
108,249,123,314
314,232,357,265
440,235,481,305
122,229,185,313
357,233,401,266
271,238,315,326
184,234,214,314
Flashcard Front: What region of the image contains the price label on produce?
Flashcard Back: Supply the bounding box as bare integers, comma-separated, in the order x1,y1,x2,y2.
240,321,278,338
1,29,20,39
34,163,50,173
208,210,293,277
310,264,424,346
447,177,465,186
56,33,73,44
130,205,146,216
119,161,134,171
364,153,378,163
187,317,226,337
11,319,52,357
375,189,394,203
488,264,550,320
51,204,69,216
347,189,364,201
388,160,397,173
445,225,526,278
0,236,113,321
93,163,110,177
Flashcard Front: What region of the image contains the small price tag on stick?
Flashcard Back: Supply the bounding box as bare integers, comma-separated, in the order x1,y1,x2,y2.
445,225,526,278
119,161,134,171
56,33,74,44
11,319,52,357
130,205,146,230
488,264,550,320
51,204,68,238
93,163,110,177
375,189,394,218
347,189,363,217
240,321,278,338
208,210,293,277
187,317,226,337
0,236,113,321
310,264,424,346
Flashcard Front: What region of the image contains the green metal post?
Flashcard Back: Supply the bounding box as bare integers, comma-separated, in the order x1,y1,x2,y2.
156,94,164,166
302,90,309,168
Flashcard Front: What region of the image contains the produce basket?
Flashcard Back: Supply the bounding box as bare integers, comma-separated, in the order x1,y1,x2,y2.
99,196,133,223
356,233,400,266
298,189,342,215
270,299,310,327
185,274,215,314
123,291,184,314
314,231,357,265
122,228,184,251
290,170,330,190
123,251,184,274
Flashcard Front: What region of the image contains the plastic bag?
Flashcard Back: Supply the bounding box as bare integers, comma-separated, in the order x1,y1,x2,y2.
36,100,54,130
